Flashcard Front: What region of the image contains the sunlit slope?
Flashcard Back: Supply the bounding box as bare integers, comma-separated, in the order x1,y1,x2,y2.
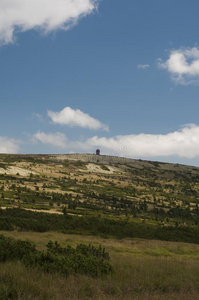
0,153,199,229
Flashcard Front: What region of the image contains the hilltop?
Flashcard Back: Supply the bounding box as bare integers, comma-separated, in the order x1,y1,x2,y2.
0,153,199,231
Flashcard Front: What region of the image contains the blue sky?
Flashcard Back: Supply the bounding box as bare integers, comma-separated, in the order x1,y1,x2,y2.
1,0,199,166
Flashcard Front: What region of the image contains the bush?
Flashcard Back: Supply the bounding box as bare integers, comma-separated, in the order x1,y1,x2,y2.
0,235,113,278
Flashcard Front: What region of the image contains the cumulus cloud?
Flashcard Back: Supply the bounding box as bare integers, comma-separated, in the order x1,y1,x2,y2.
159,47,199,85
48,107,109,131
84,124,199,158
137,64,150,70
0,0,98,45
33,124,199,159
33,131,68,148
0,137,20,153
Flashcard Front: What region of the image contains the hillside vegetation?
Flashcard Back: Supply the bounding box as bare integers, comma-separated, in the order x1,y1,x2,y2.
0,231,199,300
0,154,199,234
1,154,199,299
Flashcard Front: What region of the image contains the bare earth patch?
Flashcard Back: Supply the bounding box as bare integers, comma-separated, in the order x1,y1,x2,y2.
0,206,63,215
0,166,38,177
79,163,120,174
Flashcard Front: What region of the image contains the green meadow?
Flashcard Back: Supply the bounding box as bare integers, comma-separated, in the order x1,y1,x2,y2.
0,231,199,300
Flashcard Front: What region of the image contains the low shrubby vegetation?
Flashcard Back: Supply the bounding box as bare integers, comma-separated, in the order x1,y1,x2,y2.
1,208,199,244
1,153,199,228
0,235,112,278
1,154,199,299
0,234,199,299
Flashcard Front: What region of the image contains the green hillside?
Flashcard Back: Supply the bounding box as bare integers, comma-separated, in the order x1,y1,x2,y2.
1,154,199,299
0,153,199,232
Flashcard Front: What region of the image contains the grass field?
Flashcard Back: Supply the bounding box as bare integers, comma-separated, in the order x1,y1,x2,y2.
1,231,199,299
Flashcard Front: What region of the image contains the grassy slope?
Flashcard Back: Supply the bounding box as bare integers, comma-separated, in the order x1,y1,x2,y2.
1,153,199,225
2,230,199,259
0,232,199,299
1,154,199,299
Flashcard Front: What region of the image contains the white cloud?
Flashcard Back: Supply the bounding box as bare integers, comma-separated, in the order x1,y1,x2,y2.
0,137,20,153
48,107,109,131
137,64,150,70
159,47,199,85
32,124,199,159
86,124,199,158
0,0,98,45
33,131,68,148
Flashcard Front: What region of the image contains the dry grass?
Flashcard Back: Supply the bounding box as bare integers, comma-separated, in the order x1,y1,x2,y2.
1,230,199,260
0,231,199,299
0,257,199,300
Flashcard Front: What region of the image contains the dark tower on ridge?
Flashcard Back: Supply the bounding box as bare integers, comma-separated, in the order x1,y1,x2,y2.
96,149,100,155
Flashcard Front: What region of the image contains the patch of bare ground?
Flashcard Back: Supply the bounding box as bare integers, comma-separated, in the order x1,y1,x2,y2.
0,166,38,176
0,206,61,214
79,163,122,174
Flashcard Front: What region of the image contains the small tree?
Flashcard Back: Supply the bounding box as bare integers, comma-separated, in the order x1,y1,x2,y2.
62,206,67,215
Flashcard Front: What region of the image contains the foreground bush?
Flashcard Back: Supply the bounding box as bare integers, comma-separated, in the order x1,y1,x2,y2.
0,235,113,277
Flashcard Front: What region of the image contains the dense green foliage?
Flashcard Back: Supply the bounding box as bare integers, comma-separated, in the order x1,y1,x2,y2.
1,208,199,243
0,234,112,277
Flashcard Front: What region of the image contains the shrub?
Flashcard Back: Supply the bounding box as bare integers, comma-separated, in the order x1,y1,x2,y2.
0,235,113,278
